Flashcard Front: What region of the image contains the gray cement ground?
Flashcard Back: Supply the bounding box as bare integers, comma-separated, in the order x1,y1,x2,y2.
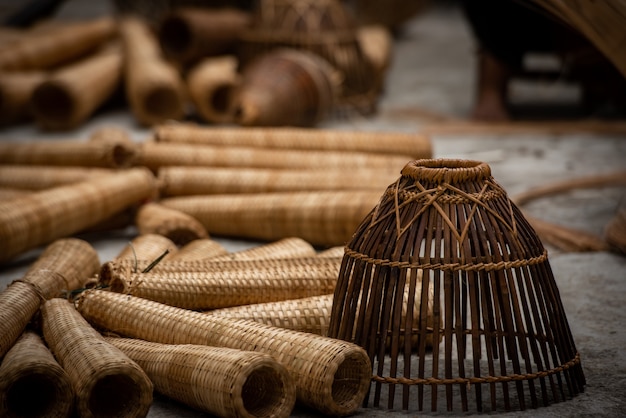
1,1,625,417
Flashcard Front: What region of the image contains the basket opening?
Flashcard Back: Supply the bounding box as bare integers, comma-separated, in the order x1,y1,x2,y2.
89,373,142,418
32,82,75,123
158,16,192,59
241,365,288,416
6,374,60,417
143,87,181,121
331,351,372,412
401,159,491,184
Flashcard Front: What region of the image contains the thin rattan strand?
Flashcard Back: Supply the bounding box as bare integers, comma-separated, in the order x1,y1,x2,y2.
157,166,399,195
76,289,372,416
167,238,229,261
154,124,432,158
135,202,209,246
0,238,100,358
0,165,114,190
105,337,296,418
0,331,74,418
42,298,153,418
0,168,156,263
160,190,382,247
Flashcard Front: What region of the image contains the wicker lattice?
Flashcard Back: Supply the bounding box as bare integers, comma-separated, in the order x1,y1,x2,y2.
329,158,585,412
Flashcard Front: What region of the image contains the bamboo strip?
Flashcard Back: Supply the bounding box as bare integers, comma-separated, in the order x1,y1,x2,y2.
42,298,153,418
0,168,156,263
120,15,186,126
605,208,626,254
0,139,137,168
167,238,229,261
154,123,432,158
0,71,45,126
209,237,317,262
76,289,372,416
0,165,114,190
157,166,398,195
101,257,341,309
526,215,610,252
160,191,381,246
31,44,123,130
186,55,240,124
158,8,251,65
0,17,117,71
0,238,100,358
0,331,74,418
114,233,177,262
135,202,208,246
139,140,411,171
105,337,296,418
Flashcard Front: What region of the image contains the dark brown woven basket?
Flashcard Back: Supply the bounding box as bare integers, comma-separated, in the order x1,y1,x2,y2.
328,158,585,412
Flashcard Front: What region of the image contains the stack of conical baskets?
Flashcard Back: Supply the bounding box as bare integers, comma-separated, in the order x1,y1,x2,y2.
328,158,586,412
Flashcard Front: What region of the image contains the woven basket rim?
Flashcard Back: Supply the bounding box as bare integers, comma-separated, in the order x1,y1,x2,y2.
401,159,491,183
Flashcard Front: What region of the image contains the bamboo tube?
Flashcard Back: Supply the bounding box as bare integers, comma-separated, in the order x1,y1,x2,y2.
157,166,399,195
158,8,251,65
135,202,208,246
100,257,341,309
605,208,626,254
41,298,153,418
0,71,46,126
160,190,382,247
138,141,412,171
114,233,178,262
0,17,117,71
186,55,240,124
209,237,316,262
0,168,156,263
0,165,114,190
0,238,100,358
120,15,186,126
0,139,137,168
31,44,123,130
76,289,372,416
153,124,432,158
0,331,74,418
167,238,228,261
105,337,296,418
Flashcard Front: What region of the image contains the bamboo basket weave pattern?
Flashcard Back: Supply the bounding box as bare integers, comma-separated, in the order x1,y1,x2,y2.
329,158,586,412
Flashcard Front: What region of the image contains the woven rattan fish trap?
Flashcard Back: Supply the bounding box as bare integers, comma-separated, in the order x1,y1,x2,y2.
328,158,585,412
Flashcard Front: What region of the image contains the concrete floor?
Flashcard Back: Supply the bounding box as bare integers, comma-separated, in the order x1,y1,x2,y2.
1,1,625,417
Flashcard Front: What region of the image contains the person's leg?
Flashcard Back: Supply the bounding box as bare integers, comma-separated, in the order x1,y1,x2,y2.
472,48,511,121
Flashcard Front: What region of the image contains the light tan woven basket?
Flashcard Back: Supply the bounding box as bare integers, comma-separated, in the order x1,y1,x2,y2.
138,141,412,171
76,289,372,416
42,298,153,418
160,190,382,246
89,125,134,146
209,236,316,261
0,139,137,168
0,71,45,126
0,165,114,190
0,17,116,71
0,238,100,358
105,337,296,418
153,123,432,158
31,44,123,131
157,166,399,195
135,202,208,246
0,331,74,418
0,168,156,263
166,238,229,261
186,55,240,124
120,15,186,126
0,187,30,200
100,256,341,309
114,233,178,262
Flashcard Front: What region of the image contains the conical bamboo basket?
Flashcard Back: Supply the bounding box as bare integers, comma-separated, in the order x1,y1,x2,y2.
76,289,372,416
0,331,74,418
119,15,186,126
105,337,296,418
41,298,153,418
329,158,586,412
160,190,382,246
0,168,156,263
186,55,240,124
135,202,208,246
0,71,45,126
0,238,100,358
31,44,123,130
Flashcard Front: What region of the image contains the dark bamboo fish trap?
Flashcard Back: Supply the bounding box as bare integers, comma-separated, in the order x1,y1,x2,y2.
328,158,585,412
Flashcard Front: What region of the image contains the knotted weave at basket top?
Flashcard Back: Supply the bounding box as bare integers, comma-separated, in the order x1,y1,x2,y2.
329,158,585,413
